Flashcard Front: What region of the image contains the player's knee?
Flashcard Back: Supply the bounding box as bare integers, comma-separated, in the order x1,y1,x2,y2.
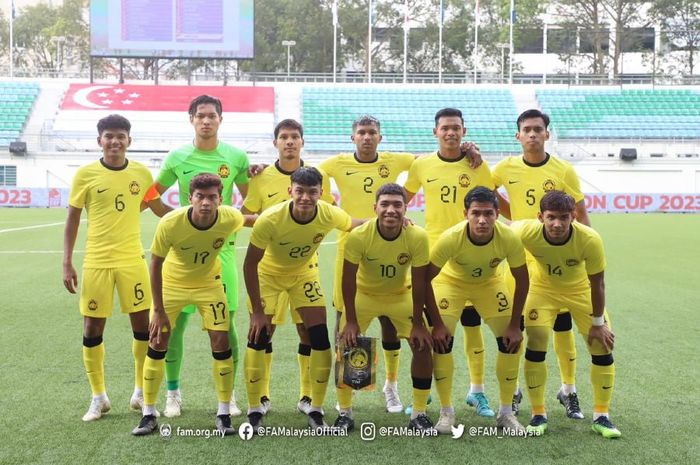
460,306,481,327
147,346,166,360
247,328,270,350
308,324,331,351
435,336,454,355
382,340,401,351
553,312,573,332
83,335,103,348
213,349,232,360
412,376,432,390
266,342,273,354
496,337,509,354
591,353,614,366
133,331,149,342
298,343,311,356
525,349,546,362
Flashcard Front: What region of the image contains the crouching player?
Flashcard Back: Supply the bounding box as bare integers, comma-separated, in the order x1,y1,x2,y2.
426,187,529,434
334,183,436,432
512,190,620,438
132,174,256,436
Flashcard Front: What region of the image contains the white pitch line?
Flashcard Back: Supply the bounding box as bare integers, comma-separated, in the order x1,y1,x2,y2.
0,241,339,254
0,220,85,234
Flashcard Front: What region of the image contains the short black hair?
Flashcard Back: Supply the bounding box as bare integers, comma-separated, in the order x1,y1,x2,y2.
290,166,323,188
375,182,406,202
188,95,223,116
540,190,575,213
274,119,304,139
517,109,550,130
464,186,498,210
97,114,131,135
189,173,223,195
352,115,381,132
434,108,464,127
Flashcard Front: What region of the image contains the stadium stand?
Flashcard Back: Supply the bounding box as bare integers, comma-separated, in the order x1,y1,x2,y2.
0,81,39,148
301,87,521,154
537,89,700,139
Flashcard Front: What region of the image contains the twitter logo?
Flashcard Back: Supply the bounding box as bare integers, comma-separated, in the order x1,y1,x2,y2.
451,424,465,439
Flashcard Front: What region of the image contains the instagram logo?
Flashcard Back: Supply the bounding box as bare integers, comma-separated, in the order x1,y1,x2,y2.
360,422,376,441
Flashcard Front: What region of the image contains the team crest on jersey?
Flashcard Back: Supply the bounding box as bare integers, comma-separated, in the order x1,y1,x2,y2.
489,258,502,268
543,179,556,191
458,173,471,188
218,164,230,178
88,299,98,311
129,181,140,195
378,164,390,178
313,233,325,244
397,253,411,265
528,309,538,321
566,259,579,267
439,298,449,310
348,347,370,369
213,238,225,249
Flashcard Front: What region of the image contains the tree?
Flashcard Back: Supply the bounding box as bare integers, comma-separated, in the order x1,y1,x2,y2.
650,0,700,74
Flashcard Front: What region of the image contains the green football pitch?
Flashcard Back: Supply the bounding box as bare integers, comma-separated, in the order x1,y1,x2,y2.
0,209,697,464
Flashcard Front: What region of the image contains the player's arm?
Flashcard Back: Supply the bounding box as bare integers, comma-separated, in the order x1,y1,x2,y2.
349,218,368,230
575,201,591,227
409,265,433,351
248,163,268,178
340,260,361,347
425,263,451,352
495,191,512,221
243,244,271,343
241,205,258,215
242,214,258,227
587,271,614,351
148,254,171,345
236,182,249,200
404,188,416,203
62,206,82,294
144,198,172,217
459,141,483,169
502,264,529,353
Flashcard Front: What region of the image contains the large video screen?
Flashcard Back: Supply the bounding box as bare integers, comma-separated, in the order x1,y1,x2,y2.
90,0,254,59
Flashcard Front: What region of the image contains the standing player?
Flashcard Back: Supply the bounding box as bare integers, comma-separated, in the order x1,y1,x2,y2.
493,109,591,418
404,108,498,417
426,187,529,434
511,191,620,438
241,118,333,416
243,167,364,430
63,114,170,421
146,95,250,417
334,183,435,432
319,115,482,413
132,174,256,436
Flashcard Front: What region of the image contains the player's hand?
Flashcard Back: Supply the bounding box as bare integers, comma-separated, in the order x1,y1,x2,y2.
588,324,615,352
402,217,415,228
431,323,451,353
149,309,171,346
460,142,483,169
502,324,523,354
339,320,360,348
249,311,271,344
409,324,433,352
248,163,268,178
63,263,78,294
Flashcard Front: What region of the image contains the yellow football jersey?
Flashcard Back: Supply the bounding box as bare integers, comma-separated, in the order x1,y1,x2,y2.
318,152,414,218
344,220,429,295
242,160,333,213
492,153,584,221
511,219,605,293
250,200,353,275
431,220,526,285
151,206,245,288
69,159,155,268
404,152,495,246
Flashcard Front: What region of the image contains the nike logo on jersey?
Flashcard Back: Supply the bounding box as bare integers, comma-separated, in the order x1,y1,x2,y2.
279,241,292,246
145,377,155,381
267,192,279,198
528,385,542,390
181,246,194,250
97,188,110,193
183,170,195,175
249,378,261,384
426,178,438,183
133,300,145,307
435,376,447,381
345,171,359,175
508,180,520,184
213,321,226,326
602,386,613,390
316,379,326,384
497,307,507,312
569,357,576,362
474,350,485,354
366,257,379,261
506,377,518,381
219,370,232,377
